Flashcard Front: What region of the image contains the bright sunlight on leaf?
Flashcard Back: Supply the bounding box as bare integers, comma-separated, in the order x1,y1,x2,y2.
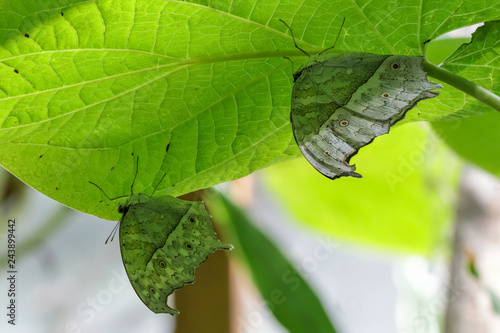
0,0,499,220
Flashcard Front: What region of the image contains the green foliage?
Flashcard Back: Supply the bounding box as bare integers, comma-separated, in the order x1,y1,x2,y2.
264,123,461,253
431,21,500,177
210,191,337,333
421,21,500,118
433,112,500,177
465,255,500,316
0,0,499,220
466,253,480,278
488,288,500,315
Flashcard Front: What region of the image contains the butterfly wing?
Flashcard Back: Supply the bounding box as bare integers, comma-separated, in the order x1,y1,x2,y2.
290,52,442,179
119,194,232,314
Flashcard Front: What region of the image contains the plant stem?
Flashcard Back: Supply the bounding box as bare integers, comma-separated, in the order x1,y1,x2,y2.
423,60,500,113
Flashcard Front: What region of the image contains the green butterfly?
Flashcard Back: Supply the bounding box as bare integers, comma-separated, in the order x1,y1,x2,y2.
281,19,442,179
90,158,232,315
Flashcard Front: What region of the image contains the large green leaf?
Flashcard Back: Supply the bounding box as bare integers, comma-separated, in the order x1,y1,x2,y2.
209,191,337,333
0,0,497,219
263,123,461,253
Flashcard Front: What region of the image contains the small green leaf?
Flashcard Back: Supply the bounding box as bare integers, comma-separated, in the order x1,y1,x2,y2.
488,288,500,315
466,255,480,279
421,21,500,119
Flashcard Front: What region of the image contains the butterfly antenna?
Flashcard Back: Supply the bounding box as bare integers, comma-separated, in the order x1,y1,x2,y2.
283,56,295,74
150,172,167,197
130,156,139,195
319,17,346,55
105,221,120,244
88,181,128,201
279,19,310,57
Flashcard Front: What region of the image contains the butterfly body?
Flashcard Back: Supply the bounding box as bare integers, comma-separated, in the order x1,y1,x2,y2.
118,193,232,314
290,51,442,179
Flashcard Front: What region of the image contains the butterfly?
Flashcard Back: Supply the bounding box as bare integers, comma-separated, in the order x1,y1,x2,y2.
280,19,442,179
90,158,233,314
